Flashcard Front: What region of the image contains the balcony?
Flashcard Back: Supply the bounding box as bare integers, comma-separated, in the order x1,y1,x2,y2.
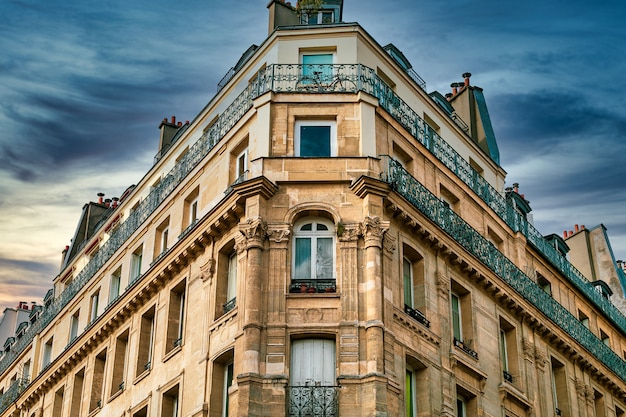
404,304,430,327
453,337,478,360
289,279,336,294
288,385,339,417
0,377,29,415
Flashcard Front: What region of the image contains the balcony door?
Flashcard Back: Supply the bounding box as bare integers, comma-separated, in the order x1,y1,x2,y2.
290,339,335,386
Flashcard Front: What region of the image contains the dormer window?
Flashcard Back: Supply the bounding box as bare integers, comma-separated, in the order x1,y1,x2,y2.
592,280,612,300
301,9,334,24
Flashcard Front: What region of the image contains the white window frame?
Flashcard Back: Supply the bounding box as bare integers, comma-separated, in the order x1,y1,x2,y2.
131,246,143,281
235,149,248,182
295,120,337,157
189,198,198,224
69,311,80,342
227,253,237,304
109,270,121,304
89,291,100,323
292,218,336,280
406,367,417,417
451,292,462,342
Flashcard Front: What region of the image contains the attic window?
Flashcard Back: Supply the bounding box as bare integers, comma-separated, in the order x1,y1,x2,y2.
301,9,334,24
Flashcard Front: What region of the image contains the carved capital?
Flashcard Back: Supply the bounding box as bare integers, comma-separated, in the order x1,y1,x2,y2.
200,258,216,283
338,223,360,242
239,218,267,250
382,233,397,254
360,216,389,248
267,223,291,244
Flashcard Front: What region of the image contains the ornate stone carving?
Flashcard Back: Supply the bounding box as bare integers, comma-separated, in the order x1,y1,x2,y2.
382,233,397,254
521,338,534,361
360,216,389,248
239,218,267,249
200,258,215,283
574,378,586,399
534,347,547,370
436,270,449,296
338,223,360,242
584,385,595,405
267,224,291,244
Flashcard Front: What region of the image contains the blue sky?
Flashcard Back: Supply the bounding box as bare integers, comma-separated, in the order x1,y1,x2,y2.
0,0,625,310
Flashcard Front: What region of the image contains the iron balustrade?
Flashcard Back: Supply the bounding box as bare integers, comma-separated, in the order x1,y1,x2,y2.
223,298,237,314
381,156,626,382
453,337,479,360
404,304,430,328
503,370,514,383
2,63,625,389
289,279,337,294
287,385,339,417
0,378,29,415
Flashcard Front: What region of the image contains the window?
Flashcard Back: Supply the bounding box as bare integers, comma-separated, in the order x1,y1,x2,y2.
69,310,80,343
89,349,107,412
89,290,100,323
52,386,64,417
226,253,237,313
594,389,606,417
109,268,121,304
166,279,186,353
111,330,129,395
42,337,53,369
451,281,476,359
290,338,336,386
216,242,238,318
69,368,84,417
131,245,143,283
405,368,417,417
600,329,610,348
551,357,570,416
155,218,170,258
499,319,519,384
210,350,234,417
455,386,477,417
292,218,335,292
616,405,625,417
440,185,459,213
456,397,466,417
235,148,248,183
537,273,552,296
301,53,333,79
22,360,30,382
183,187,200,231
578,310,589,328
133,405,148,417
403,245,427,326
295,120,337,157
161,383,180,417
136,306,155,377
301,9,334,24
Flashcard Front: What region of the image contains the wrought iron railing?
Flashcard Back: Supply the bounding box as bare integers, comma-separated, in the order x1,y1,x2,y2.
223,298,237,314
2,63,624,389
453,337,479,360
404,304,430,328
381,157,626,382
289,279,337,294
0,378,29,415
287,385,339,417
503,370,514,383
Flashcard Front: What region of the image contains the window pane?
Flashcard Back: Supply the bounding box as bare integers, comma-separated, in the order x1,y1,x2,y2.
300,125,331,157
316,238,333,279
302,54,333,79
406,370,414,417
403,258,413,307
451,294,462,340
295,238,312,279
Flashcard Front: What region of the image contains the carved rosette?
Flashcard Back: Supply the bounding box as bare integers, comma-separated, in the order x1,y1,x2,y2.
267,224,291,245
239,218,267,250
360,216,389,248
200,258,216,283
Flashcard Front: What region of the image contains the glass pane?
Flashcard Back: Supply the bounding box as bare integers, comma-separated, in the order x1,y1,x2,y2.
300,125,331,157
451,294,461,340
321,11,333,24
406,370,414,417
302,54,333,79
300,223,312,231
316,238,333,279
295,238,312,279
403,258,413,307
316,223,328,231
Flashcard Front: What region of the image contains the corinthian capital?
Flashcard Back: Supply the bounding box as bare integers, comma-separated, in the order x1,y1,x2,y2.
267,223,291,244
360,216,389,248
239,217,267,249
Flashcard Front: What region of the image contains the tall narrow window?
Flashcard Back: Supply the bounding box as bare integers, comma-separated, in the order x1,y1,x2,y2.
89,349,107,413
111,330,129,395
295,120,337,157
161,383,180,417
22,360,31,382
109,268,121,304
451,281,476,359
616,405,625,417
52,386,64,417
225,253,237,313
209,350,234,417
42,337,53,369
406,368,417,417
216,242,237,319
155,218,170,259
594,389,606,417
402,246,427,326
499,319,519,384
451,293,462,342
403,257,413,308
235,149,248,183
136,306,155,376
455,386,477,417
166,279,186,353
578,310,589,328
292,218,335,290
182,187,200,234
69,310,80,343
600,329,611,348
89,290,100,323
537,273,552,296
456,397,466,417
222,363,234,417
131,245,143,283
551,358,570,416
69,368,85,417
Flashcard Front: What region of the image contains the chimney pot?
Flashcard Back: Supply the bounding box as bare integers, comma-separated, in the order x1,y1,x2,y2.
185,120,190,125
451,83,458,95
512,183,519,193
581,225,585,230
563,231,568,239
97,193,105,204
568,230,573,237
574,224,579,233
462,72,471,87
171,116,176,125
178,121,182,127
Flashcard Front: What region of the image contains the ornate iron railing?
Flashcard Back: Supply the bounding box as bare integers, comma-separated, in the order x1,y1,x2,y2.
287,385,339,417
0,378,29,415
289,279,337,294
404,304,430,328
223,298,237,314
453,337,478,360
2,63,625,389
381,157,626,382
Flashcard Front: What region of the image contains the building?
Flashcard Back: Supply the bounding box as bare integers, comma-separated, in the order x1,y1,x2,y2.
1,1,626,416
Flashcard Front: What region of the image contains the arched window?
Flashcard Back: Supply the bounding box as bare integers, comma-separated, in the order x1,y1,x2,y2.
291,218,336,293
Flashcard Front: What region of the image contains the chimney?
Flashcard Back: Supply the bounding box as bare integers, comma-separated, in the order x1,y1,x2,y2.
451,83,458,95
158,116,183,157
112,197,119,208
568,230,574,237
513,183,519,193
574,224,579,233
97,192,105,204
462,72,471,87
563,231,568,239
104,198,112,208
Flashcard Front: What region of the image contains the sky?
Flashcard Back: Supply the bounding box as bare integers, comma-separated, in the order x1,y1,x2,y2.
0,0,625,311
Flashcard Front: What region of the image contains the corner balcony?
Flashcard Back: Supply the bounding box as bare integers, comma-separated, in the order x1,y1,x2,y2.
287,385,339,417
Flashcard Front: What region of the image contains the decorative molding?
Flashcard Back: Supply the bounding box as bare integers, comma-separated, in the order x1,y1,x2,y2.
200,258,215,283
534,347,547,370
521,338,534,362
267,223,291,244
585,385,595,405
382,233,397,254
239,217,267,250
436,270,449,297
575,378,586,399
338,223,360,243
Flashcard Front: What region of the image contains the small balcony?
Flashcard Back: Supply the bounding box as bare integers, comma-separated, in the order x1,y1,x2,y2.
404,304,430,328
503,370,514,383
288,385,339,417
453,337,478,360
289,279,336,294
223,297,237,314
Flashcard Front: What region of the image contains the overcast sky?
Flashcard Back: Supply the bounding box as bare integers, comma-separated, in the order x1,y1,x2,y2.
0,0,625,310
